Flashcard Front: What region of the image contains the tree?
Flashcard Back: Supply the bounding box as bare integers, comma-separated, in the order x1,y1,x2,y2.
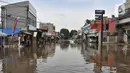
70,30,77,38
60,28,70,39
60,41,69,50
91,20,96,24
86,19,91,24
84,19,91,26
112,15,115,18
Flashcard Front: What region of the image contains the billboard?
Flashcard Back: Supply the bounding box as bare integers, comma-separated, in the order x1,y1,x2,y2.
118,4,125,16
118,4,130,20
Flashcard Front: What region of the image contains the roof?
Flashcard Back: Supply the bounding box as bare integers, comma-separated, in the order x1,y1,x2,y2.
0,28,21,35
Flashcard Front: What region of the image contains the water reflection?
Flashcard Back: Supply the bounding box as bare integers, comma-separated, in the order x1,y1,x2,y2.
81,43,96,64
0,43,56,73
60,41,69,51
80,43,130,73
0,42,130,73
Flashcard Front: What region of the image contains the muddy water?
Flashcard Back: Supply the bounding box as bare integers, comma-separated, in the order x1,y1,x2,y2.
0,41,130,73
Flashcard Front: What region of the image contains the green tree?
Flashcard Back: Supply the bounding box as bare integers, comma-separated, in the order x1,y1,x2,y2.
84,19,91,26
60,28,70,39
70,30,77,38
91,20,96,24
112,15,115,18
86,19,91,24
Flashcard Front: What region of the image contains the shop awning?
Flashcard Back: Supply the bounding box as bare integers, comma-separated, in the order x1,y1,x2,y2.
21,25,37,31
28,25,37,31
0,31,7,37
0,28,21,36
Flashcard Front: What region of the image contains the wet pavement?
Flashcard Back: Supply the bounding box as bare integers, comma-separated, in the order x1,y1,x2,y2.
0,41,130,73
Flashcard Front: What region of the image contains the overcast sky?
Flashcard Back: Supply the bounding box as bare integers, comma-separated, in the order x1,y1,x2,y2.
0,0,125,31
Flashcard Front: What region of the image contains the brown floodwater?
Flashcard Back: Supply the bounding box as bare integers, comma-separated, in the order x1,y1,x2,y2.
0,41,130,73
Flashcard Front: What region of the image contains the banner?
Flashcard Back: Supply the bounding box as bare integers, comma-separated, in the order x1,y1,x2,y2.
90,24,97,29
108,18,115,32
12,17,18,36
96,20,102,32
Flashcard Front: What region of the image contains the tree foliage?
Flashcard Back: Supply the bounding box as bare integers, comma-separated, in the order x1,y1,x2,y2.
84,19,96,27
112,15,115,18
86,19,91,24
84,19,91,26
60,28,70,39
70,30,77,38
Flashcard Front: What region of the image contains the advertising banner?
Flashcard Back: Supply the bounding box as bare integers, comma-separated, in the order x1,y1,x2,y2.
90,24,97,29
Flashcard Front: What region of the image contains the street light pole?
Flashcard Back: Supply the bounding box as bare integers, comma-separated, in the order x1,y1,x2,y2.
100,14,103,71
2,21,3,48
1,6,6,48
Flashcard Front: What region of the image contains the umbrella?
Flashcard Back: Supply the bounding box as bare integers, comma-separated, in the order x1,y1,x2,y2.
0,31,7,37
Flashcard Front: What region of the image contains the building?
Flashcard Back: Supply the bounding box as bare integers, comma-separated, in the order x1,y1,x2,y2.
1,1,37,28
39,23,55,35
116,0,130,43
40,23,55,32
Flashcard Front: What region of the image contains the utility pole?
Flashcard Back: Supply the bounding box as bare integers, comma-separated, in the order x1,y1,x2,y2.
1,6,6,48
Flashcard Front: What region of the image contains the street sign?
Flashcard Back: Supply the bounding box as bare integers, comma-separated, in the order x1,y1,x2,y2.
95,14,102,20
95,10,105,71
95,10,105,14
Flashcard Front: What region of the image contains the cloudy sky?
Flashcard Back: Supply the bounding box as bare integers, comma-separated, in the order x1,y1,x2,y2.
1,0,125,31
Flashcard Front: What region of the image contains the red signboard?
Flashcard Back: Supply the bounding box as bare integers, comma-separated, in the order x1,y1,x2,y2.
96,20,102,32
90,24,97,29
108,18,115,32
48,31,56,35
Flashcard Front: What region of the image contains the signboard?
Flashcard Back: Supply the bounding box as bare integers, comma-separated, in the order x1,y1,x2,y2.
90,24,97,29
118,4,125,15
95,14,102,20
33,32,37,37
47,31,56,35
108,18,115,32
95,10,105,14
96,20,102,32
118,4,130,20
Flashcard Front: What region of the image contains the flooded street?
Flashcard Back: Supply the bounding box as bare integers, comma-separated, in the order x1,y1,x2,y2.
0,42,130,73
